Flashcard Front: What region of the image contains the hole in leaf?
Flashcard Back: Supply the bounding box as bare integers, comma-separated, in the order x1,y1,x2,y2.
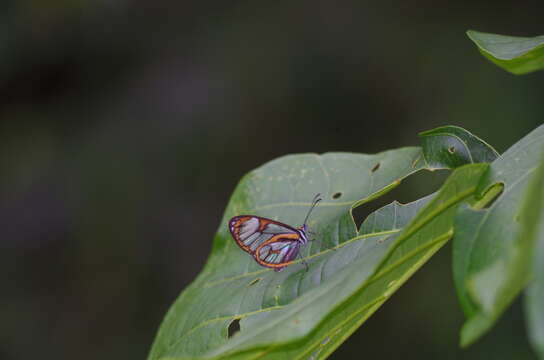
227,318,241,338
448,146,456,154
352,169,450,229
332,192,342,199
371,162,381,172
473,182,504,210
247,278,261,287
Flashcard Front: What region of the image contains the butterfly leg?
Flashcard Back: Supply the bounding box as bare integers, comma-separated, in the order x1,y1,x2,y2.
296,251,309,272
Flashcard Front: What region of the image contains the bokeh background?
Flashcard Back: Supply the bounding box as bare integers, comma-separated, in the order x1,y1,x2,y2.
1,1,543,359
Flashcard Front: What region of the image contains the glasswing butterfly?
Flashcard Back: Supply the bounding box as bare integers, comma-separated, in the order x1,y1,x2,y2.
229,194,322,272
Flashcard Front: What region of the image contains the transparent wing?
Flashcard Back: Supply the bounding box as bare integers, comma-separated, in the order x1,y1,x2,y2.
255,239,301,270
229,216,297,254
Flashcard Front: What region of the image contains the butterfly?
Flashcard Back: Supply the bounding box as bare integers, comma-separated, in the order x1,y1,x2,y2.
229,194,322,272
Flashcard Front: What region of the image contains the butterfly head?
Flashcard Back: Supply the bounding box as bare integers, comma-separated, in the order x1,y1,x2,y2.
298,193,322,244
297,224,309,244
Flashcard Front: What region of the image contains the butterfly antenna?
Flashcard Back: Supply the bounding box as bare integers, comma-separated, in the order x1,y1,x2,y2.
302,193,322,226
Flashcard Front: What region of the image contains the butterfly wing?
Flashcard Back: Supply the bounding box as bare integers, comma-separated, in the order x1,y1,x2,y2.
255,236,301,271
229,215,302,270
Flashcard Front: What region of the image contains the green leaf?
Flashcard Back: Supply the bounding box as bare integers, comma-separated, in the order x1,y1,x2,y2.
467,30,544,75
452,124,544,347
523,152,544,359
148,148,422,360
148,126,493,360
419,125,499,169
232,164,487,360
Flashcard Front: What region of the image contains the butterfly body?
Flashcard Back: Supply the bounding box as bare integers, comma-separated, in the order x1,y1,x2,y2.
228,195,321,272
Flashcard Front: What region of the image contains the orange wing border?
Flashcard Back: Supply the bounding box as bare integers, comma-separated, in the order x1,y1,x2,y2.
228,215,299,254
254,233,301,269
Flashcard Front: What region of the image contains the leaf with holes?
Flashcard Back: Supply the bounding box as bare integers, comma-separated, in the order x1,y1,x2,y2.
467,30,544,75
522,151,544,359
148,127,495,360
452,124,544,347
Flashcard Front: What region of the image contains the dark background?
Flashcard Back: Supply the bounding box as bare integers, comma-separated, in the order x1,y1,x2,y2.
1,1,543,359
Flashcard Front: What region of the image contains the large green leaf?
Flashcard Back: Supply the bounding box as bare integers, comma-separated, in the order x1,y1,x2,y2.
148,127,496,360
452,124,544,347
223,164,487,360
467,30,544,75
523,152,544,359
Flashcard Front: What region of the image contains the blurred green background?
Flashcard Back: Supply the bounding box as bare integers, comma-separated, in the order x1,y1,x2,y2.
1,1,543,359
